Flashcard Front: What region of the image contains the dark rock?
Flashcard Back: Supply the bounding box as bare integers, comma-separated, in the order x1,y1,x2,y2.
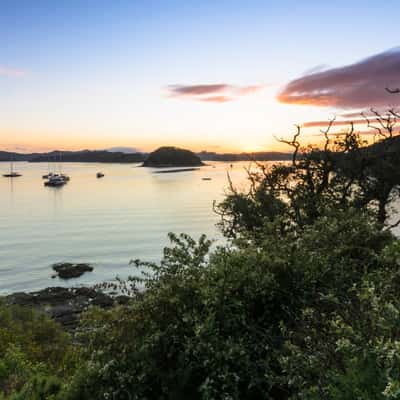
6,286,117,331
91,292,114,308
115,295,131,305
52,262,94,279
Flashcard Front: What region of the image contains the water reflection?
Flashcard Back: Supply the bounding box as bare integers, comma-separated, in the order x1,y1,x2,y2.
0,161,250,294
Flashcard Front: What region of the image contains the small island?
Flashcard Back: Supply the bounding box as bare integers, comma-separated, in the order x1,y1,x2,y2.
142,146,205,168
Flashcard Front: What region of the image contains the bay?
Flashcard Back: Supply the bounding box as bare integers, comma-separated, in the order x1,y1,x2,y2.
0,161,250,294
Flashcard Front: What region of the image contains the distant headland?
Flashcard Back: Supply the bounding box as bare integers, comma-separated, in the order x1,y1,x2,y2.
0,148,292,163
0,150,146,163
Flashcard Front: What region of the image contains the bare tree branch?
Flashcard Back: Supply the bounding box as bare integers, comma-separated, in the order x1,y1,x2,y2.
320,117,335,152
275,125,301,166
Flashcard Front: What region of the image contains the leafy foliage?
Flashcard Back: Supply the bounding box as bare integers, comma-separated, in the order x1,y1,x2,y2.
59,209,400,399
0,303,75,398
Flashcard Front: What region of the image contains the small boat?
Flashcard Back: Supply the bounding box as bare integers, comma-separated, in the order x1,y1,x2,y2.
3,172,22,178
42,172,70,182
43,152,70,181
44,175,67,187
3,158,22,178
202,177,212,181
42,172,56,179
96,172,105,178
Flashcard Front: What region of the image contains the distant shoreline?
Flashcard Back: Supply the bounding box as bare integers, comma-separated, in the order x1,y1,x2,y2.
0,149,292,163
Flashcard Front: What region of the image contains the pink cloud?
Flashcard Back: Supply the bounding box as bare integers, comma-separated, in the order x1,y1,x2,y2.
303,119,368,128
168,84,229,96
167,83,264,102
277,48,400,109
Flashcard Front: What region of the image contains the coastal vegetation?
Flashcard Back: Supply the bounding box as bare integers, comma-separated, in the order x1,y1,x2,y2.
198,150,292,162
2,110,400,399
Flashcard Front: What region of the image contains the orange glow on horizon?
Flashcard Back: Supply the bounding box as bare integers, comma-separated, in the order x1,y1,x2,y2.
1,127,294,154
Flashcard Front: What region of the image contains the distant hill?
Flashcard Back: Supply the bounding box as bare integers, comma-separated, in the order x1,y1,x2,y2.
364,135,400,155
0,150,146,163
0,151,40,161
198,151,292,162
143,147,204,167
105,147,140,154
29,150,146,163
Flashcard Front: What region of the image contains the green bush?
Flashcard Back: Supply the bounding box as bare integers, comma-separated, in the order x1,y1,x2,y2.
0,303,74,398
60,209,400,399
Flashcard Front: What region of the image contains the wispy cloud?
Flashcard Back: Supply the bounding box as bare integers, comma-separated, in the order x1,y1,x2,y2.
237,85,264,95
169,84,229,96
277,48,400,109
166,83,264,102
0,65,26,77
310,126,400,138
199,95,233,103
303,119,367,128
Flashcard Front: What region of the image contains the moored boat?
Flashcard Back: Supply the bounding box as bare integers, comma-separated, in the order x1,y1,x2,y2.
3,172,22,178
3,158,22,178
44,175,67,187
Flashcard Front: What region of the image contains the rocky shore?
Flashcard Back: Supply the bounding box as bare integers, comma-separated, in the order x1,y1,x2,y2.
5,286,130,331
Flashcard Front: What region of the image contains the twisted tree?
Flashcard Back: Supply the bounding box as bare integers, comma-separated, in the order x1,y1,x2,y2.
216,100,400,239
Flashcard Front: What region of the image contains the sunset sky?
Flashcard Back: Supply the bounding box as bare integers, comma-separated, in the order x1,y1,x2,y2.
1,0,400,153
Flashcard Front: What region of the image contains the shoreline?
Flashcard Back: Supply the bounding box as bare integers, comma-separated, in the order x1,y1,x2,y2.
3,286,130,331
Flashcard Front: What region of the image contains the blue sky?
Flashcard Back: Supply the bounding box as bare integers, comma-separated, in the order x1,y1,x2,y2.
1,0,400,152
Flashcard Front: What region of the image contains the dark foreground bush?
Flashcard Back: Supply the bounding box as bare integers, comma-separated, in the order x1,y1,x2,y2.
59,210,400,399
60,126,400,399
0,303,75,398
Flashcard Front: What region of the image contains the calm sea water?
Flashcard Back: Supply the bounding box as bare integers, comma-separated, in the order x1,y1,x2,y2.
0,161,251,294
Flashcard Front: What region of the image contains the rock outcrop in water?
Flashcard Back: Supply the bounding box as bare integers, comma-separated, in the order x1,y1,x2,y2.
52,262,94,279
143,146,204,168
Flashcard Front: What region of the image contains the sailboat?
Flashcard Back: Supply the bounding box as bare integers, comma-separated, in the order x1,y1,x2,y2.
3,157,22,178
57,151,70,181
42,155,54,179
43,151,69,186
